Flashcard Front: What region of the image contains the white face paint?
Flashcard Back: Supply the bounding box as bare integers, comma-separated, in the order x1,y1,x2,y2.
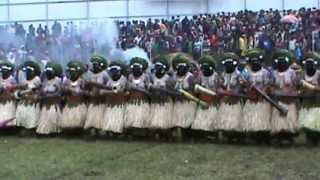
45,67,54,71
26,66,35,71
285,57,289,62
107,66,121,71
2,66,12,71
130,63,143,69
69,67,76,72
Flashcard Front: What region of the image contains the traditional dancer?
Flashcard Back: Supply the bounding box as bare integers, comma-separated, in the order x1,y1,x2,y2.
217,52,245,143
36,62,63,135
60,61,88,130
15,60,41,131
103,60,128,134
171,54,197,140
0,60,17,128
299,52,320,145
124,57,151,137
149,55,175,140
192,55,220,140
270,49,300,144
242,49,272,144
83,55,108,136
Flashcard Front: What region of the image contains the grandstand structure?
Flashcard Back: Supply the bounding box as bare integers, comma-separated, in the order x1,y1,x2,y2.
0,0,318,24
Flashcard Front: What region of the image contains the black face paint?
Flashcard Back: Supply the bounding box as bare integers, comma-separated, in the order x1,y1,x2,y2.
25,68,35,81
108,67,122,81
201,64,214,77
91,62,102,74
176,64,189,76
276,58,289,72
251,60,262,72
224,62,236,74
155,64,166,78
1,69,12,80
131,64,143,77
45,70,55,80
305,61,316,76
68,70,80,82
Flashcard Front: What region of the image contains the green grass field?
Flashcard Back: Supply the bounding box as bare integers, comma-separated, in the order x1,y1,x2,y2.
0,136,319,180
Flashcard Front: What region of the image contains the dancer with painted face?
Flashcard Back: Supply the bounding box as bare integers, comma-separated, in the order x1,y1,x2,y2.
60,61,88,130
0,60,17,128
124,57,151,134
103,60,128,134
171,54,198,140
36,62,63,135
83,55,108,134
15,60,42,130
149,55,175,138
299,52,320,145
270,49,300,144
242,49,272,144
217,52,245,143
192,55,220,139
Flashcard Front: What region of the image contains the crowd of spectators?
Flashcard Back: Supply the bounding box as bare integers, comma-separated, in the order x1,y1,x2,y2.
0,7,320,67
118,7,320,63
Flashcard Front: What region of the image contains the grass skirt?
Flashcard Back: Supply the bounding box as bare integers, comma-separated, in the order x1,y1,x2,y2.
300,107,320,132
149,102,174,129
124,101,151,129
16,102,40,129
216,103,243,131
103,104,126,133
172,101,196,128
36,105,61,134
192,105,219,131
0,101,16,126
60,104,87,129
271,101,299,133
242,101,272,132
84,104,106,130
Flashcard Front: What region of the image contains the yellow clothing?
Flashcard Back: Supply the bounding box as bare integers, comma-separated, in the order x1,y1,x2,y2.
239,37,248,56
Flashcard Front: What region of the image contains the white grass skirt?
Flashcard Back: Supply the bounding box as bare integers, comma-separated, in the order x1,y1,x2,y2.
36,105,61,134
149,102,174,129
192,105,219,131
172,101,196,128
84,104,106,130
242,101,272,132
124,102,151,129
16,103,40,129
299,107,320,132
271,101,299,133
60,104,87,129
0,101,16,126
103,104,126,133
216,103,243,131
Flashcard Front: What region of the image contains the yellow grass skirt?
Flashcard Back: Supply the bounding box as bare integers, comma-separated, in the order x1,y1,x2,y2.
103,104,126,133
37,105,61,134
271,101,299,133
149,102,174,129
16,102,40,129
192,105,219,131
84,104,106,130
60,104,87,129
172,101,196,128
217,103,243,131
0,101,16,126
299,107,320,132
242,101,272,132
124,101,151,129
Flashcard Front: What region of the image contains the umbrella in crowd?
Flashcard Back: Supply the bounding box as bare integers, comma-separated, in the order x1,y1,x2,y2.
281,14,300,24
